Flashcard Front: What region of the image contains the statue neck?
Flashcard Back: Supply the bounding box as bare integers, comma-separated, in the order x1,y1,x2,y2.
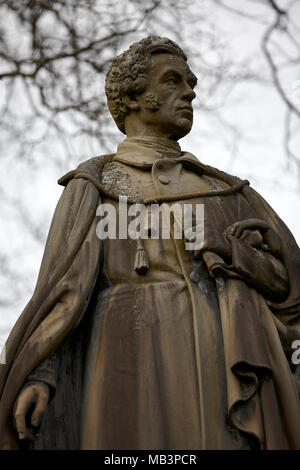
124,136,182,159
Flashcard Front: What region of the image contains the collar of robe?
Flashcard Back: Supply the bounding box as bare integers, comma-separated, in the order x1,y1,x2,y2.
113,136,207,177
113,136,226,179
58,137,250,204
112,136,249,204
114,136,183,167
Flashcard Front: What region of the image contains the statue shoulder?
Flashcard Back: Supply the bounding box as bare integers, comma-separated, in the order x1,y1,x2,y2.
182,152,246,187
57,153,115,187
202,162,245,187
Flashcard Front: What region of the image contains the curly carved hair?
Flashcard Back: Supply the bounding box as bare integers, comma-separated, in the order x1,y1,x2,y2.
105,36,188,134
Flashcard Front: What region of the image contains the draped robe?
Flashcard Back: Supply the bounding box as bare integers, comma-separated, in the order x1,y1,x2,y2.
1,137,300,450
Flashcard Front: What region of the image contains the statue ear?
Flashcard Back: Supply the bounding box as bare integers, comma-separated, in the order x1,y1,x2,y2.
122,95,140,111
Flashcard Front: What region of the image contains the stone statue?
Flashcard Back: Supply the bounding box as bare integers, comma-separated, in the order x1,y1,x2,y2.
1,36,300,450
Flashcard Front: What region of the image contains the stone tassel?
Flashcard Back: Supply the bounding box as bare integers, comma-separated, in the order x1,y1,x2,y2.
134,236,149,275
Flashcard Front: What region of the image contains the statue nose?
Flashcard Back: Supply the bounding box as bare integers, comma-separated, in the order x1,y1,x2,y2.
190,89,196,101
183,86,196,102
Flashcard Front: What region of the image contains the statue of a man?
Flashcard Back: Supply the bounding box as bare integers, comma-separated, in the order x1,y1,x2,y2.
1,36,300,450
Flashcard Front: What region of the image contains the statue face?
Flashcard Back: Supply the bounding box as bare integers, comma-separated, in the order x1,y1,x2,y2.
136,53,197,140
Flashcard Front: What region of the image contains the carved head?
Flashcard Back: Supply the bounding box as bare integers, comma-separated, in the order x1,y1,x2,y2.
105,36,197,139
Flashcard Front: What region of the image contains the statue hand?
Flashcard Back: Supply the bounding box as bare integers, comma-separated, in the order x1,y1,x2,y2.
223,219,288,301
224,218,282,257
13,382,49,441
185,222,231,261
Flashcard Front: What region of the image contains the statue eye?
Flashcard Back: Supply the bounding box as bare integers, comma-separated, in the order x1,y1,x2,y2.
166,75,178,84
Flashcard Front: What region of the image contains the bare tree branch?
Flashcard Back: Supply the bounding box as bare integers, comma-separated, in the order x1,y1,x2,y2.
262,12,300,119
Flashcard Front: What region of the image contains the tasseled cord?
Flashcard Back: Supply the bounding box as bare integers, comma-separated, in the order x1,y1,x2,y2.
134,236,149,275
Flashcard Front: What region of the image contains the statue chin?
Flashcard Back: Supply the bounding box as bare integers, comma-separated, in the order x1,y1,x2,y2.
158,117,193,141
171,121,193,140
